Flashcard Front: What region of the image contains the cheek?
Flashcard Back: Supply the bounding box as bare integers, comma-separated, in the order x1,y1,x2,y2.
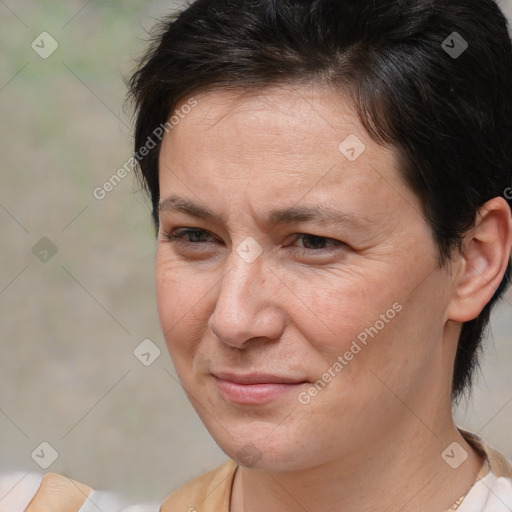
288,262,446,397
155,256,212,358
280,265,403,355
337,269,449,397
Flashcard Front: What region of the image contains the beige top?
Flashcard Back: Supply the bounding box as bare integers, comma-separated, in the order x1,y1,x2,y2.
161,429,512,512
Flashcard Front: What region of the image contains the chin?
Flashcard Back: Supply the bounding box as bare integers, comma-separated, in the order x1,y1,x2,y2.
198,414,324,471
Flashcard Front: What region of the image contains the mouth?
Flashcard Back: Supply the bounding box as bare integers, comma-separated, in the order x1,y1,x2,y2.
212,372,309,405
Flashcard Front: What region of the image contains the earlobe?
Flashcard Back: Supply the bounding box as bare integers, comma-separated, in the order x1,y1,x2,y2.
447,197,512,323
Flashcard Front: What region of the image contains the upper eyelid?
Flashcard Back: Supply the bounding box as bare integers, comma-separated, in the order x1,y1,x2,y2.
163,227,342,245
165,227,216,239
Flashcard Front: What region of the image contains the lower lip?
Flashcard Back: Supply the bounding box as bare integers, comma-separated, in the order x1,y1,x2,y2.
215,378,306,405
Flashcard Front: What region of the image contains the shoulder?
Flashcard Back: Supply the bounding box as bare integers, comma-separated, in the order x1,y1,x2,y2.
0,472,93,512
161,460,237,512
458,429,512,512
0,471,92,511
458,471,512,512
459,428,512,478
0,471,43,511
0,471,159,512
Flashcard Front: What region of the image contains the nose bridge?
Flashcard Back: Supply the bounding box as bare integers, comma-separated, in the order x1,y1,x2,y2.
209,250,281,347
224,255,255,305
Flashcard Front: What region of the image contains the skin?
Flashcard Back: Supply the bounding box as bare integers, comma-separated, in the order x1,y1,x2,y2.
25,473,93,511
155,85,512,512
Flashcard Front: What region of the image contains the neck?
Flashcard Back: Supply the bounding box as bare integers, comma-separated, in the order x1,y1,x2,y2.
231,410,483,512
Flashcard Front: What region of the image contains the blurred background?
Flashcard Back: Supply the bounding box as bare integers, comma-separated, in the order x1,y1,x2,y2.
0,0,511,506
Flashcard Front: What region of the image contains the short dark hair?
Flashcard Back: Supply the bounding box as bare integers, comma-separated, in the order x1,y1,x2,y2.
128,0,512,401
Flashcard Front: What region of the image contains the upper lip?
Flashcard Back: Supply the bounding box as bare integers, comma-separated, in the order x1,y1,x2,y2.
212,371,307,385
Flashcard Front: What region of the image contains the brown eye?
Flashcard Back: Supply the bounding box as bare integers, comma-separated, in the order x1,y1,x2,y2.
161,228,216,246
293,234,344,250
174,229,211,243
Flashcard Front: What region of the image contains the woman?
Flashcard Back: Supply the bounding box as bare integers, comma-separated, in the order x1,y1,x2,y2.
16,0,512,510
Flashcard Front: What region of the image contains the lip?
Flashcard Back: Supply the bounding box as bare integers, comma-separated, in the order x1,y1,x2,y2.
212,372,308,405
213,372,307,385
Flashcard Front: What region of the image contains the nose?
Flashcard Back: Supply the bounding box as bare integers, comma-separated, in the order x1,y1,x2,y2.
208,252,285,349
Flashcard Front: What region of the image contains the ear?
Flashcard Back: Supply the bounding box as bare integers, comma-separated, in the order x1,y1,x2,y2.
447,197,512,323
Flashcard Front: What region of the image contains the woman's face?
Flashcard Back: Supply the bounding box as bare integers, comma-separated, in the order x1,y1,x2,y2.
155,86,456,471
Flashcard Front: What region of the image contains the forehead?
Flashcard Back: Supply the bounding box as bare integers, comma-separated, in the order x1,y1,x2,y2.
167,85,365,158
158,85,411,223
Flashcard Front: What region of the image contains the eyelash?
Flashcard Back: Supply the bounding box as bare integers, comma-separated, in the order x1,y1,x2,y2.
161,227,345,255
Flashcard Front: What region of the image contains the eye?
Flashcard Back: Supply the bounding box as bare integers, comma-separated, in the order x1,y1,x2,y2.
161,227,216,246
160,228,346,258
291,233,346,254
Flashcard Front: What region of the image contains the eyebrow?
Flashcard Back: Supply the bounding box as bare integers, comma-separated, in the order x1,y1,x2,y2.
158,195,372,228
